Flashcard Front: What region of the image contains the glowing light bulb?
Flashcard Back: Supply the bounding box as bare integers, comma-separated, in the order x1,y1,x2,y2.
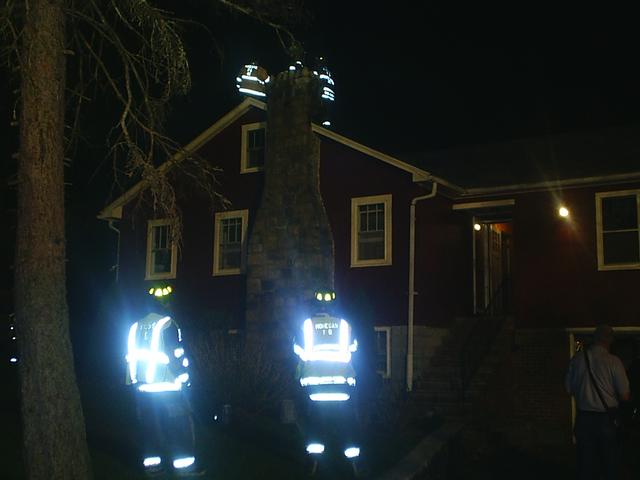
559,206,570,218
474,223,482,231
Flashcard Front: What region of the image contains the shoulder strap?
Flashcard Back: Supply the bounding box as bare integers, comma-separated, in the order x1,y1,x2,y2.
584,348,609,411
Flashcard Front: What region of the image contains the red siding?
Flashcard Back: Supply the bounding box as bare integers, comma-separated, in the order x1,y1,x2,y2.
414,196,474,326
116,104,640,333
118,108,457,332
319,138,429,327
119,108,266,325
513,183,640,328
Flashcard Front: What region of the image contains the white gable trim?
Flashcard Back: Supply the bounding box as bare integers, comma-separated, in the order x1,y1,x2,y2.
311,124,431,182
97,97,266,220
98,97,440,220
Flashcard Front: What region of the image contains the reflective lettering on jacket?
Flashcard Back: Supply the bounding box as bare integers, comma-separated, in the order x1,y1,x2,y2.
294,314,358,363
125,313,189,392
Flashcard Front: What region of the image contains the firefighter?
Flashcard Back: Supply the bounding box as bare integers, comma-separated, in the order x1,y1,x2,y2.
293,288,361,474
315,57,335,127
125,285,202,477
236,61,270,98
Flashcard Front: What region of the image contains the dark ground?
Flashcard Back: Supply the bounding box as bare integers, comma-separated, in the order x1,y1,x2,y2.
0,352,431,479
3,352,640,479
445,422,640,480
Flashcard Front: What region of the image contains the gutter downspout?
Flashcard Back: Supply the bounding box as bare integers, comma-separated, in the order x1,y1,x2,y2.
108,220,121,283
407,181,438,392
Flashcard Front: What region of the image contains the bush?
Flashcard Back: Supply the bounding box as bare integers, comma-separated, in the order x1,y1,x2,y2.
189,329,293,416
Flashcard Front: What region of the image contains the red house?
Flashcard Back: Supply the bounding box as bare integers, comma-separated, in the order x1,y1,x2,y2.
99,97,640,445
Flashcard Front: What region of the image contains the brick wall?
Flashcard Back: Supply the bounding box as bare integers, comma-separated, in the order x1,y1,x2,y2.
474,328,573,447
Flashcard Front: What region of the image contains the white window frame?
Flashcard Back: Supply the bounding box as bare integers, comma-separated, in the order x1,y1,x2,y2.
595,189,640,271
351,194,393,267
213,209,249,276
240,122,266,173
145,219,177,280
374,326,392,378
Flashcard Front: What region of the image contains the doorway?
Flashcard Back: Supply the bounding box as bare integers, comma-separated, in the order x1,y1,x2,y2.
473,220,513,315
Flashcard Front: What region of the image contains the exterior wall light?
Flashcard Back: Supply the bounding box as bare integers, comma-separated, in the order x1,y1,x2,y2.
558,206,570,218
473,223,482,231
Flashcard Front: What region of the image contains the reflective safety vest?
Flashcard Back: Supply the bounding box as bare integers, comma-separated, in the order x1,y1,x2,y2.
294,313,358,388
125,313,190,393
236,63,269,98
318,68,335,103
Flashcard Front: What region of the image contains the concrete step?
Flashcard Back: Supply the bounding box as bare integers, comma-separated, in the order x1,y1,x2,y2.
410,316,515,428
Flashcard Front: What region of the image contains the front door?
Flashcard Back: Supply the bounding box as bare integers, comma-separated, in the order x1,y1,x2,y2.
474,221,513,315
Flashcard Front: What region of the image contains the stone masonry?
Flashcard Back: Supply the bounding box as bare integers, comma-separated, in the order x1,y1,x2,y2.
245,68,335,350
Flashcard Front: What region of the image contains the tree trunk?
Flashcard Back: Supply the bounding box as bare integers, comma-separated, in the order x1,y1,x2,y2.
15,1,92,478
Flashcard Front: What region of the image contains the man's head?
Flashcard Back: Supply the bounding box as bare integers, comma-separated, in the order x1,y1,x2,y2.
594,324,614,349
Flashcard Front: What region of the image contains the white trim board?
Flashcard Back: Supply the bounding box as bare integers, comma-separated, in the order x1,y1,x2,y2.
312,124,432,183
453,199,516,210
98,98,439,221
98,97,267,220
374,326,392,379
212,209,249,276
594,189,640,271
350,194,393,268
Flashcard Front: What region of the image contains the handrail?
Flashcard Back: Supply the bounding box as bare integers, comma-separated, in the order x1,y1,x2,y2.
477,276,512,317
459,277,511,395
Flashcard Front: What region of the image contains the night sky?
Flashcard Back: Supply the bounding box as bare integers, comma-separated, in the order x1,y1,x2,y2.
165,3,640,155
315,4,640,153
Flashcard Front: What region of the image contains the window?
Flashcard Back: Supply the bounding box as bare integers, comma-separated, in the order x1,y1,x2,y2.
596,190,640,270
374,326,391,378
213,210,249,275
146,219,177,280
241,123,266,173
351,194,392,267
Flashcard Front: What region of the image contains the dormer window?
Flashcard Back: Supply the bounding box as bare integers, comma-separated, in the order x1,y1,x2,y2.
241,122,266,173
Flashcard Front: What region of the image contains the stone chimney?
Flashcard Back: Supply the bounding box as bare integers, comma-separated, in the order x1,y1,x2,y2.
245,68,334,349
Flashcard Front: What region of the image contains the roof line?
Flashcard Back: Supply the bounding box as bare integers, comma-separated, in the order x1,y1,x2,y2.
461,171,640,197
97,97,266,220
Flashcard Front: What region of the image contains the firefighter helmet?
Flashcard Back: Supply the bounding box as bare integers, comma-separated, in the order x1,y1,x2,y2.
314,288,336,303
